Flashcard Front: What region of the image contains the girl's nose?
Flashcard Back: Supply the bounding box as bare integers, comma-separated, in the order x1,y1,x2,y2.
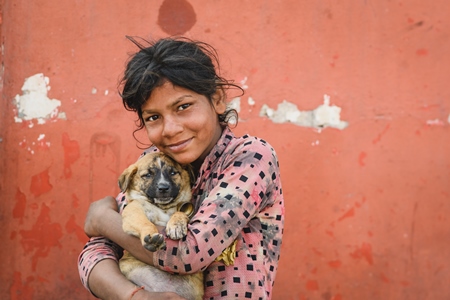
162,117,183,137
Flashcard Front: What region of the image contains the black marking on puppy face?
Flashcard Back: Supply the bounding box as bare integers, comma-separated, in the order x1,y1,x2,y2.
119,152,192,209
139,156,181,205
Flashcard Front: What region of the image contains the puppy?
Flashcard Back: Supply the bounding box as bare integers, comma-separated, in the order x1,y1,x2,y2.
118,152,204,300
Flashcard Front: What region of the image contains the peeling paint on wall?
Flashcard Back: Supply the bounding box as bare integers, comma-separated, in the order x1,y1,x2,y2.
260,94,349,130
228,97,241,113
240,77,249,90
14,73,66,124
426,118,445,126
226,97,241,126
18,134,51,155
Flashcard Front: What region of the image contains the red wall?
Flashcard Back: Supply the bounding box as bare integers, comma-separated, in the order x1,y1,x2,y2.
1,1,449,299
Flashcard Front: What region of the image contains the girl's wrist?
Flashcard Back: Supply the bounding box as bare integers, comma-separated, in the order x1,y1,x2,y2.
88,259,141,300
128,285,145,300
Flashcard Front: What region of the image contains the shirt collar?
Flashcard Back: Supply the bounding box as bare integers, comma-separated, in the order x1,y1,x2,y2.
196,126,234,177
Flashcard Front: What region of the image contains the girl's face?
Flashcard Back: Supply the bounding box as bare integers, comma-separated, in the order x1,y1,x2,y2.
141,81,226,168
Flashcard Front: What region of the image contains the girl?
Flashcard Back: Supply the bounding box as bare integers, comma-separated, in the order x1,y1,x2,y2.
78,37,284,300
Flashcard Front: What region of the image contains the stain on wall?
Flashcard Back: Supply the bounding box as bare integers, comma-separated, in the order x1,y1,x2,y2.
19,203,62,271
158,0,196,35
62,133,80,179
89,132,121,202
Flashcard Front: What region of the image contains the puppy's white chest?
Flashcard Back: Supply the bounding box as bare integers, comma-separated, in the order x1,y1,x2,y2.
141,202,176,226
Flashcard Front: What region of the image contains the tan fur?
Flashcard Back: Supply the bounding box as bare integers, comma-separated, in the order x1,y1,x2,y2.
118,152,203,300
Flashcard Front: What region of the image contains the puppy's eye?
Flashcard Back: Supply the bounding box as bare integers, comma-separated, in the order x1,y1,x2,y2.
142,173,152,179
170,170,179,176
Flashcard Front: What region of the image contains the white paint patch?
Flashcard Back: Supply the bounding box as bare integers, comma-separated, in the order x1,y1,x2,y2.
14,73,65,123
248,97,255,106
448,114,450,124
228,97,241,113
240,77,249,90
19,134,51,155
426,119,444,126
92,87,97,94
259,94,349,130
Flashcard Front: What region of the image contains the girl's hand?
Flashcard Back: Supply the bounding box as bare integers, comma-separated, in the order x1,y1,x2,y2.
84,196,118,237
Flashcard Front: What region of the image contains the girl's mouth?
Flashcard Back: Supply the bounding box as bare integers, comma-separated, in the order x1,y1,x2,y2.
167,138,192,152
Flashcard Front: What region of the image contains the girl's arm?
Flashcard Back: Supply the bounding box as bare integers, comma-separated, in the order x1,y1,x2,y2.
80,196,185,299
89,260,186,300
88,259,141,299
83,196,155,265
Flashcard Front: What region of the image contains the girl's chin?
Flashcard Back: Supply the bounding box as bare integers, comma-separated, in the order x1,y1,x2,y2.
168,152,198,165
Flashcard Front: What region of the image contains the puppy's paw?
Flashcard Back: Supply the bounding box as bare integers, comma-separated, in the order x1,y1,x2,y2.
166,213,189,240
166,222,187,240
143,233,165,252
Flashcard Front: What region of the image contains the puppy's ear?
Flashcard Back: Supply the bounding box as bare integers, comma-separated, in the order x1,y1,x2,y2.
118,164,138,192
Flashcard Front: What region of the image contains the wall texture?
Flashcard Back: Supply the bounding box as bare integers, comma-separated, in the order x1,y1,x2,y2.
1,0,449,299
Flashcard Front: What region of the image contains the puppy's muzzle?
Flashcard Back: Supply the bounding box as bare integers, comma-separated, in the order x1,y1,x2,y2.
157,182,170,193
146,180,180,204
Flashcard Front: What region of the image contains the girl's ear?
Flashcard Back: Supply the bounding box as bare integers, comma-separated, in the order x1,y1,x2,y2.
212,88,227,115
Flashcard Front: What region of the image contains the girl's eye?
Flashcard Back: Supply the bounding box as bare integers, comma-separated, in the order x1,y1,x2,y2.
145,115,159,122
178,103,191,111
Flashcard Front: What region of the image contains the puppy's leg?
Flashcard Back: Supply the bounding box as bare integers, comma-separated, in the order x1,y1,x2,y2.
122,200,165,252
166,212,190,240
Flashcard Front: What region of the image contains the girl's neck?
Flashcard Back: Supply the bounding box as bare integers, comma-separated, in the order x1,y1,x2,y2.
191,125,224,176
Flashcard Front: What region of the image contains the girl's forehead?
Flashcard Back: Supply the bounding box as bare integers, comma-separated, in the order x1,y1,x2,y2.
142,82,204,111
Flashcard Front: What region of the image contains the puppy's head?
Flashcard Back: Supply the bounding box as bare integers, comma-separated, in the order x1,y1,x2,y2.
118,152,193,209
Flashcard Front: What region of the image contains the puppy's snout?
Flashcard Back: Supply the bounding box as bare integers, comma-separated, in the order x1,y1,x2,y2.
157,182,170,192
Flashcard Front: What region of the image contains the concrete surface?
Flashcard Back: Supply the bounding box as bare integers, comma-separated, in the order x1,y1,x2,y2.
1,0,449,299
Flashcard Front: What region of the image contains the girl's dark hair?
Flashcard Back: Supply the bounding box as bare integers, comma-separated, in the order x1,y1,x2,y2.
119,36,243,136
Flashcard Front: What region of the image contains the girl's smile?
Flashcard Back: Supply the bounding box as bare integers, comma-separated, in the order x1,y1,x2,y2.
166,137,192,152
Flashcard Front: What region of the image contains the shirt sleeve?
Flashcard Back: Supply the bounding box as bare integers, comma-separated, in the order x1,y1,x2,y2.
77,193,127,291
152,138,281,275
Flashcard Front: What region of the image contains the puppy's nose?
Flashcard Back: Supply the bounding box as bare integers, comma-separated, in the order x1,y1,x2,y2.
157,182,170,192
